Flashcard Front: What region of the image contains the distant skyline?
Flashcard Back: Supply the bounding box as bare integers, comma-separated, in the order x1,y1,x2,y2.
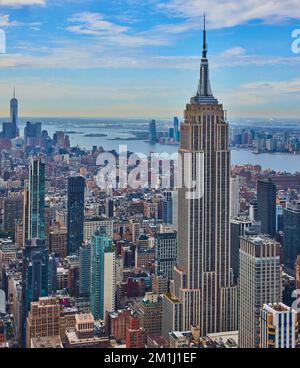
0,0,300,118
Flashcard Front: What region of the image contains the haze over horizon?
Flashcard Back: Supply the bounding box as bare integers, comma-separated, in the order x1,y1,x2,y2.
1,116,300,123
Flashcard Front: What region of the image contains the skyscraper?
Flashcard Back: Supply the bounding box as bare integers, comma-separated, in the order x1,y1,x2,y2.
79,243,91,298
168,127,174,140
24,122,42,147
105,198,114,218
230,217,255,283
129,219,141,244
239,235,281,348
67,176,85,255
283,201,300,273
48,253,58,294
90,227,116,321
22,188,29,247
249,199,258,222
162,191,173,225
27,156,46,241
257,178,276,237
163,15,237,336
3,195,23,234
173,117,180,142
230,176,240,218
49,226,67,258
155,231,177,280
149,119,157,144
171,191,178,231
21,238,49,347
10,89,18,138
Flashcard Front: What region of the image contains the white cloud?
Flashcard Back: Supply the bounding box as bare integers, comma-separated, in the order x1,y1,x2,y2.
152,20,200,34
243,79,300,95
158,0,300,29
66,11,173,47
1,42,300,70
214,51,300,68
67,12,128,36
0,0,45,6
221,47,246,57
214,77,300,118
0,14,17,27
0,49,172,69
0,14,42,28
221,78,300,110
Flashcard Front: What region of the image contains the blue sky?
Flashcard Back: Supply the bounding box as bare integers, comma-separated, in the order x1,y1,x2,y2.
0,0,300,118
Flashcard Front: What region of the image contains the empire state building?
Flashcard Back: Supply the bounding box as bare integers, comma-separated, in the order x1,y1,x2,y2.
163,16,237,338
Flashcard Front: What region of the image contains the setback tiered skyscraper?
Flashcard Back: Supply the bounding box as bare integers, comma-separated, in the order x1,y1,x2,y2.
67,176,85,255
163,16,237,337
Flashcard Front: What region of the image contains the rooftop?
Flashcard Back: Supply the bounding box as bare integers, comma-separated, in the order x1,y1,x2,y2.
31,336,63,349
205,331,239,348
263,302,294,313
75,313,94,324
170,331,192,339
164,293,181,304
243,234,280,245
65,329,109,345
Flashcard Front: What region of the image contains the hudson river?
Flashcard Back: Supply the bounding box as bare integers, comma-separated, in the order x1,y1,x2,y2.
16,119,300,173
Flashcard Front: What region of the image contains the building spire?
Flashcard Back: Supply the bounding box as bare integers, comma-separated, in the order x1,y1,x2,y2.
13,87,16,99
202,12,207,59
190,13,218,105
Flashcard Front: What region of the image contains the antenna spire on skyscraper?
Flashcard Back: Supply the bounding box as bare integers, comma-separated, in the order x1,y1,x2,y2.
202,12,207,59
191,12,218,104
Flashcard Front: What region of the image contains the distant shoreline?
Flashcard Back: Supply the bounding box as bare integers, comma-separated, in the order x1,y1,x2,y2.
84,133,108,137
109,137,143,141
231,147,300,156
